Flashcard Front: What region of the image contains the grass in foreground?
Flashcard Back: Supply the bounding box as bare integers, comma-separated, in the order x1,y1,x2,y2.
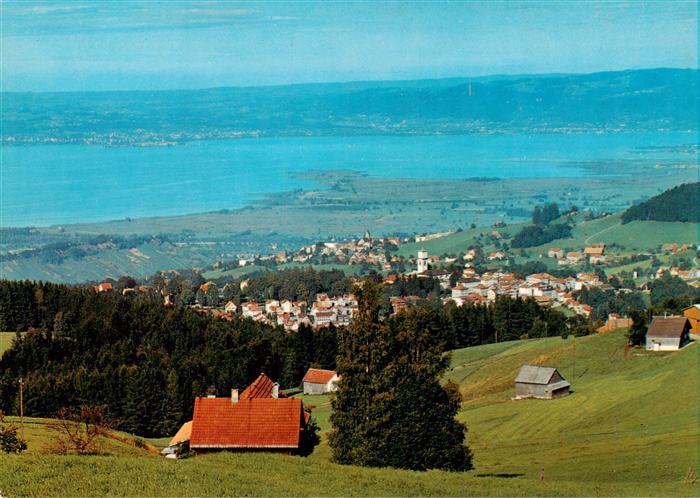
1,331,697,496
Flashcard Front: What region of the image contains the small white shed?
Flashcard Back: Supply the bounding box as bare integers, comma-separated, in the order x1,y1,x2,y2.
302,368,340,395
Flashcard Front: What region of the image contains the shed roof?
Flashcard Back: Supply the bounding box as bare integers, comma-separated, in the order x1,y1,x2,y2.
190,397,303,449
169,420,192,447
515,365,562,385
545,380,571,391
303,368,337,385
647,316,690,338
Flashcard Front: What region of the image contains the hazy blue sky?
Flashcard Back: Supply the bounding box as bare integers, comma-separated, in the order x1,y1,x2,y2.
2,1,697,91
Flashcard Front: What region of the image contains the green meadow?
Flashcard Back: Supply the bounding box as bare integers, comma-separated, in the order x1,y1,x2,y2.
202,262,367,281
398,212,696,268
0,332,19,356
1,330,697,496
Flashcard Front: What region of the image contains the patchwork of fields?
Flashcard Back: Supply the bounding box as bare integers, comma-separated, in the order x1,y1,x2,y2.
1,330,697,496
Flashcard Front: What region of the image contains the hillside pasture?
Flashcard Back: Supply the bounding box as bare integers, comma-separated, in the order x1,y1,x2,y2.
0,332,20,356
525,213,697,252
1,330,697,496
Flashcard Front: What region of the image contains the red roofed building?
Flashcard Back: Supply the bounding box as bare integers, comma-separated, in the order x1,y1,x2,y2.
170,374,309,454
302,368,340,395
240,373,282,399
94,282,113,293
190,397,306,451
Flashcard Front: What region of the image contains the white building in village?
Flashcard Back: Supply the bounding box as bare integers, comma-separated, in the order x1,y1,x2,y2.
417,249,430,273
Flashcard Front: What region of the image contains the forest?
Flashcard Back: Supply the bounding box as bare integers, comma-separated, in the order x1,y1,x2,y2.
0,279,572,437
510,223,572,248
621,182,700,223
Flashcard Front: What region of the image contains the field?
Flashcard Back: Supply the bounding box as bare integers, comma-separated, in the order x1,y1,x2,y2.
1,330,697,496
526,213,697,252
202,262,367,281
0,332,19,356
398,211,697,265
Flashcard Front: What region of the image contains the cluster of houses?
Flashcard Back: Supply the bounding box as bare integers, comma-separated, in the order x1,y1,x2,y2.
546,242,607,266
238,232,406,271
236,293,358,331
431,263,603,316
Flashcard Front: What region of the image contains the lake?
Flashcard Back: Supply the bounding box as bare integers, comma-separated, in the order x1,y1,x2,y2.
1,132,695,227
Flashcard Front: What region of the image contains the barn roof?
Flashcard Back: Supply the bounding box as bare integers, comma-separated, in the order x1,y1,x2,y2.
647,316,690,338
515,365,561,385
190,397,304,449
303,368,337,385
240,373,282,400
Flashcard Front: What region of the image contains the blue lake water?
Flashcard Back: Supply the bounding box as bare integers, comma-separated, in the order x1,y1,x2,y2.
1,132,695,227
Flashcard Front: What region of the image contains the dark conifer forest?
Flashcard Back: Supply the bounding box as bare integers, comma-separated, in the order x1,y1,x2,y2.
622,182,700,223
0,279,569,437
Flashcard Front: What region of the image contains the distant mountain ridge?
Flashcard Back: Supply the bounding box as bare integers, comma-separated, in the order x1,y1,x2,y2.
3,68,697,145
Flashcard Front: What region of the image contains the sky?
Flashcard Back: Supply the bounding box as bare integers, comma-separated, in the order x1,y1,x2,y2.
1,0,698,92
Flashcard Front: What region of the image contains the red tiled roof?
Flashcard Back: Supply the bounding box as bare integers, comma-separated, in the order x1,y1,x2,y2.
190,397,304,449
95,282,113,291
240,373,278,400
302,368,337,384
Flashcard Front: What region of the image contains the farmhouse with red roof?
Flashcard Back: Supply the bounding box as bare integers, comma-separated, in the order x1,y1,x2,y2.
302,368,340,395
168,373,310,455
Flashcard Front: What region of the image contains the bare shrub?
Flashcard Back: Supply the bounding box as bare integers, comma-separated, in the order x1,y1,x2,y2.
46,405,115,455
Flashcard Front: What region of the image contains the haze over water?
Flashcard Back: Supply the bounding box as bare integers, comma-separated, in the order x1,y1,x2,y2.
2,132,694,227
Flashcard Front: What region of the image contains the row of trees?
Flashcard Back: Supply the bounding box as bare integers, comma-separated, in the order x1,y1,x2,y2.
574,287,647,322
510,223,572,248
532,202,561,225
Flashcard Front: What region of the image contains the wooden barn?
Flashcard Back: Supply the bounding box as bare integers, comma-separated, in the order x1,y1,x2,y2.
514,365,570,399
645,316,692,351
682,305,700,336
302,368,340,395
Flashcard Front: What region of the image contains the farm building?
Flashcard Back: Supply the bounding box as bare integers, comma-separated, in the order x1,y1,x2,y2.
168,373,310,454
514,365,570,399
682,305,700,335
302,368,340,395
645,316,692,351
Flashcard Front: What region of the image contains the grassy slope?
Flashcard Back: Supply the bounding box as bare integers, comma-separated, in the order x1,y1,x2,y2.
0,332,19,356
397,222,526,258
448,332,698,497
398,212,697,260
1,331,697,496
525,213,697,252
202,263,366,281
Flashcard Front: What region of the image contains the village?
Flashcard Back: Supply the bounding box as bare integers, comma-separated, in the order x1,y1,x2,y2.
91,225,698,334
